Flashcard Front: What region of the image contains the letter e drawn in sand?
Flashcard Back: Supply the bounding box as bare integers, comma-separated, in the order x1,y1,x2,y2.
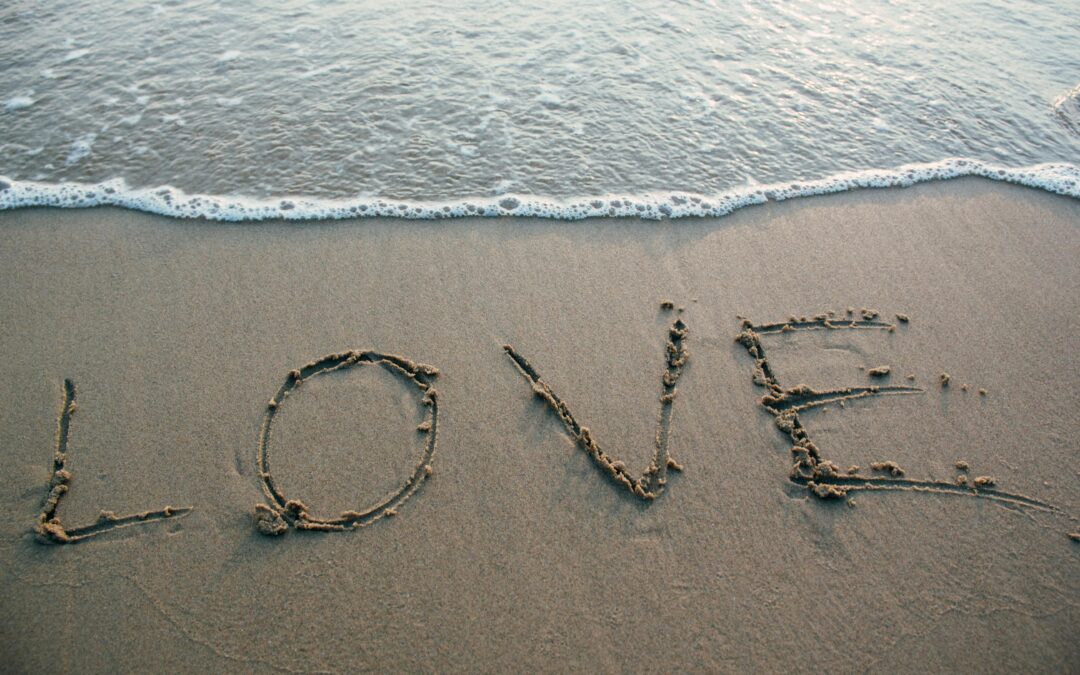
734,314,1054,511
34,379,193,544
254,351,440,535
503,318,688,501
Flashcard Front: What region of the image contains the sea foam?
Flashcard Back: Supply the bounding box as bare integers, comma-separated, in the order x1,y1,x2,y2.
0,159,1076,222
3,96,35,111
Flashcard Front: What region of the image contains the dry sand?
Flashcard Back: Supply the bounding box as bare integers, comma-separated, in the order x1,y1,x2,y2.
0,178,1077,672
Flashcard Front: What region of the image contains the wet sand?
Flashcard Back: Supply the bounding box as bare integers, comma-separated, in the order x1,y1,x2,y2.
0,178,1077,672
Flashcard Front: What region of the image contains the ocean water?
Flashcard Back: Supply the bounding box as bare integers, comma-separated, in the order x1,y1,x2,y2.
1,0,1078,220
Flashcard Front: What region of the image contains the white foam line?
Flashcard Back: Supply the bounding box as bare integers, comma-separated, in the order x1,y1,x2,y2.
0,159,1077,222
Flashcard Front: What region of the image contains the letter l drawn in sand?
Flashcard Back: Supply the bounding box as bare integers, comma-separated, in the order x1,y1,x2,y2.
34,379,193,544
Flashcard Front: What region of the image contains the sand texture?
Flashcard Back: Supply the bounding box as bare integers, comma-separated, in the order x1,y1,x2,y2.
0,178,1077,672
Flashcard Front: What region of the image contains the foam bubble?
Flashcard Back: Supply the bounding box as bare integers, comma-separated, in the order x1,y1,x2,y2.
62,48,90,62
0,159,1076,222
4,96,35,111
1052,83,1080,134
536,92,563,107
64,133,96,166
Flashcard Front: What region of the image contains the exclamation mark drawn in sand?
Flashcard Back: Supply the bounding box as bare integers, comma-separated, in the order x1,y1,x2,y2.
34,379,192,544
735,314,1055,510
253,351,440,535
503,318,688,500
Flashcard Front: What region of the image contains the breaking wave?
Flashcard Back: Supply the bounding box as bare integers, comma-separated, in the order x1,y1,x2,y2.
1,159,1077,222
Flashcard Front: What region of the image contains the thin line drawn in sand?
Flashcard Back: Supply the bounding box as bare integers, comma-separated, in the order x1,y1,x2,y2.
34,379,193,544
735,314,1055,510
503,318,688,501
253,350,439,535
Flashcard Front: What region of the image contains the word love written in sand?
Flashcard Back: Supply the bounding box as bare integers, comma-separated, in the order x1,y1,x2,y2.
32,309,1058,545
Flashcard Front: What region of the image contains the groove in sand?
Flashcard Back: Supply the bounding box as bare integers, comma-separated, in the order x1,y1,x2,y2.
34,379,192,544
735,315,1055,511
504,317,688,501
254,350,440,535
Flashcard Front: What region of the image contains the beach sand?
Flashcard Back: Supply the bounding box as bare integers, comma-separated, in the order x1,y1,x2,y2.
0,177,1077,672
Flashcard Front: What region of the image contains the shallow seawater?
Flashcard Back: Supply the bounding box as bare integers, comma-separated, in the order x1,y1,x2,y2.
0,0,1078,216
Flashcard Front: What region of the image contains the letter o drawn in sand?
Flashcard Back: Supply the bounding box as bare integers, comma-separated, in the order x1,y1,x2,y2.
254,351,440,536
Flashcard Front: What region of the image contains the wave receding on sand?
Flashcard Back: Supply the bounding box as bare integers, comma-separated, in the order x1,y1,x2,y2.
0,158,1077,222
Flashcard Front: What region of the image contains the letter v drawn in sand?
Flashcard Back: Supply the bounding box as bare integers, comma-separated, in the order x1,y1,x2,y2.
504,318,688,501
34,379,193,544
254,350,440,535
735,312,1055,510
